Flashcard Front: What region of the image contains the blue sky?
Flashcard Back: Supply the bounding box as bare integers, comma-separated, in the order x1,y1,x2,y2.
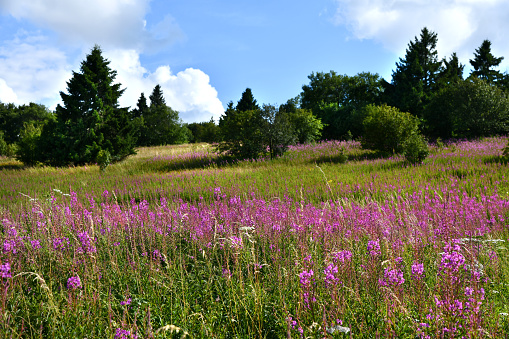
1,0,509,123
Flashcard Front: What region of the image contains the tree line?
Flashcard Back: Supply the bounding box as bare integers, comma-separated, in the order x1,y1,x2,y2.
2,28,509,166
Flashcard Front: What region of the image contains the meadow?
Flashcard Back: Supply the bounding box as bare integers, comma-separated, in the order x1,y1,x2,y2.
1,137,509,338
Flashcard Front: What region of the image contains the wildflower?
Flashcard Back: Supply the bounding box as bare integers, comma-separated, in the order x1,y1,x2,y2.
67,276,82,290
323,263,339,286
3,240,16,254
77,231,96,253
0,263,11,278
31,239,42,249
299,269,314,286
367,239,381,256
222,268,231,279
333,250,352,263
465,286,474,296
230,236,243,249
120,297,132,306
439,250,465,278
411,262,425,279
379,267,405,287
114,328,137,339
53,237,70,251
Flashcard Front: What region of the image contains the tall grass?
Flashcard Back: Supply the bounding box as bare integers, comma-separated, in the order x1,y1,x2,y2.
0,137,509,337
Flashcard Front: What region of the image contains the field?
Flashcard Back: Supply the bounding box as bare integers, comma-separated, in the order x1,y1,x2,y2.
1,138,509,338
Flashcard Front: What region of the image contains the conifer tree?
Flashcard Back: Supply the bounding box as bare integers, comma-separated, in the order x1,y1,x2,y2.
42,45,137,166
438,53,464,86
132,93,149,146
385,27,441,117
143,85,188,145
236,88,259,112
469,40,504,84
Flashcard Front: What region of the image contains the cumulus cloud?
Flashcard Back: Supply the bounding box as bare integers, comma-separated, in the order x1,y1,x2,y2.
0,1,223,120
106,49,224,123
334,0,509,71
0,32,71,106
0,78,18,103
0,0,184,50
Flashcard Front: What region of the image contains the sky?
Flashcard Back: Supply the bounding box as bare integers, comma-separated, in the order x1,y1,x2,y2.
1,0,509,123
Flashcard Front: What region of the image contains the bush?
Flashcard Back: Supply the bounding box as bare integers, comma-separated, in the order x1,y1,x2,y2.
0,131,7,156
424,78,509,138
361,104,420,153
15,122,42,166
96,149,111,171
403,133,429,164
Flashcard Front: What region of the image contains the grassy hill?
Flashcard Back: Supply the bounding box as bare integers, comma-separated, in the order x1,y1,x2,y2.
0,138,509,337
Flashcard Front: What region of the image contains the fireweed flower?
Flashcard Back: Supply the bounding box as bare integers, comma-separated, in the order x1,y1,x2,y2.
379,267,405,287
114,328,137,339
439,249,466,280
0,263,11,278
67,276,82,290
333,250,352,263
31,239,42,249
77,231,96,253
53,237,70,251
411,262,425,280
120,297,132,306
299,269,316,308
323,263,339,286
230,236,243,249
3,240,16,254
367,239,381,256
299,269,314,286
465,287,474,296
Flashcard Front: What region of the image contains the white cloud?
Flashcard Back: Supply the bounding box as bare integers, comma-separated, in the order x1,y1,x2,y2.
106,49,224,123
0,0,184,50
0,33,71,106
0,78,18,103
334,0,509,71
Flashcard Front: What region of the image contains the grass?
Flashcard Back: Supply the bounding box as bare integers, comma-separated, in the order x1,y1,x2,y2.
0,137,509,337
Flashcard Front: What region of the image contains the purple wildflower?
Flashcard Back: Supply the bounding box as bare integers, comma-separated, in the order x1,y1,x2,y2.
67,276,82,290
114,328,137,339
31,239,42,249
323,263,339,286
379,267,405,287
367,239,381,256
230,236,243,249
333,250,352,263
411,262,425,279
120,297,132,306
299,269,314,286
3,240,15,254
77,231,96,253
0,263,11,278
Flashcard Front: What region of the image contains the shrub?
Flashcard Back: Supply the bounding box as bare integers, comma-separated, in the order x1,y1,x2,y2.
0,131,7,156
15,122,42,166
361,104,420,153
96,149,111,171
424,78,509,138
403,133,429,164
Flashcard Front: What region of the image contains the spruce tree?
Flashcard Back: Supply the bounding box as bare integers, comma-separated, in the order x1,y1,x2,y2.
143,85,188,146
236,88,259,112
132,93,149,146
469,40,504,84
386,27,441,117
43,45,136,166
438,53,464,86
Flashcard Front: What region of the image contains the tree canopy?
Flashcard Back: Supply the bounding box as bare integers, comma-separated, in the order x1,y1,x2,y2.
384,27,441,118
469,40,505,86
40,45,137,166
